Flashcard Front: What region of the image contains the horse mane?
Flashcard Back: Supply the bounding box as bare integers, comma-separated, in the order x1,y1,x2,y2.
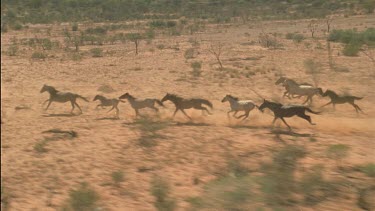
227,95,239,101
126,93,136,99
167,93,182,99
43,85,58,94
324,89,338,96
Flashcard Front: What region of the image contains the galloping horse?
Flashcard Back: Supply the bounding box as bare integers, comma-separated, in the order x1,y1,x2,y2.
320,89,364,113
119,93,164,116
221,94,258,120
259,99,320,130
40,84,89,114
161,93,213,120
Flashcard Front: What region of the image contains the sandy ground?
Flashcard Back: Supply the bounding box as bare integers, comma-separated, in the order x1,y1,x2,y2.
1,15,375,210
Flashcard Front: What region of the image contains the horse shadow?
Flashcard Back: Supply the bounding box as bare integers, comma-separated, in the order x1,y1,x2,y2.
95,117,120,121
42,113,78,117
174,121,210,127
268,129,313,137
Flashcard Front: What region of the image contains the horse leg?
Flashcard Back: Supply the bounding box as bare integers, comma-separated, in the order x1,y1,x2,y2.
232,111,239,118
280,117,292,130
195,105,211,115
172,108,179,118
181,109,192,120
354,104,364,114
297,113,315,125
115,106,120,118
70,101,76,113
302,96,310,105
152,106,159,112
272,117,278,127
320,101,332,108
108,105,115,113
227,110,233,118
241,111,250,121
135,109,140,117
349,102,360,113
45,100,52,110
42,99,49,107
74,102,83,114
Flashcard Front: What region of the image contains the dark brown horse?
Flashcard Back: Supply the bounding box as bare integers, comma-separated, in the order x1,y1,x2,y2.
259,99,319,130
161,93,213,120
320,89,363,113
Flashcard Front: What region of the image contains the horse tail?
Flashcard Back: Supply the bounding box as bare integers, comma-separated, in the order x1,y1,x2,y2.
154,99,164,107
119,99,127,103
353,96,363,100
305,107,320,114
77,95,89,102
201,99,213,109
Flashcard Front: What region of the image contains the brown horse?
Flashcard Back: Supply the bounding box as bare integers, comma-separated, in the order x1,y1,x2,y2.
259,99,320,130
320,89,363,113
161,93,213,120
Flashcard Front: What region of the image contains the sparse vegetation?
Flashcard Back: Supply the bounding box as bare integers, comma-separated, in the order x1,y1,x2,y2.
260,145,306,207
151,177,176,211
111,170,125,186
31,51,47,60
258,33,281,49
299,165,339,205
304,59,322,74
34,140,48,153
209,42,224,69
191,61,202,77
286,32,305,43
90,48,103,57
5,45,18,56
132,117,168,148
327,144,350,168
63,183,99,211
184,48,195,60
357,163,375,177
328,28,375,56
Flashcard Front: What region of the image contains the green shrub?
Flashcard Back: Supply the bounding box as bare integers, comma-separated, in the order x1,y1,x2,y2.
304,59,322,74
151,177,176,211
72,23,78,31
34,140,48,153
343,42,361,56
286,33,305,43
67,183,99,211
184,48,195,59
111,171,125,186
31,51,47,59
6,45,18,56
85,26,107,35
260,145,306,207
11,23,23,30
327,144,350,167
191,61,202,77
41,38,53,50
299,165,339,205
90,48,103,57
358,163,375,177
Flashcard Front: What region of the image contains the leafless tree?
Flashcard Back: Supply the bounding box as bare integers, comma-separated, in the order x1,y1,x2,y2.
325,17,333,33
308,20,318,38
209,42,223,69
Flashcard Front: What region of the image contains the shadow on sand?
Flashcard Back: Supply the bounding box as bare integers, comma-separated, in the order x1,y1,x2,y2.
174,121,210,127
95,117,120,121
42,113,78,117
269,129,313,137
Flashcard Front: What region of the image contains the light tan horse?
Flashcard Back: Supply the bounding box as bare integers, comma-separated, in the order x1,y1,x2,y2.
40,84,88,114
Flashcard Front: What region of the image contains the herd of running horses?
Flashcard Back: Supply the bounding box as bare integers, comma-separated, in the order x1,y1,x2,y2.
40,76,364,130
